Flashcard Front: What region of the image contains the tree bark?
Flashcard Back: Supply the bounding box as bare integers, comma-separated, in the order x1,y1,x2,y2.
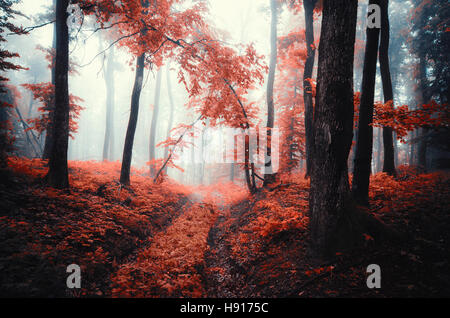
263,0,278,186
102,45,115,161
351,0,381,205
379,0,396,176
46,0,70,189
119,54,145,185
149,68,162,177
303,0,317,178
309,0,358,257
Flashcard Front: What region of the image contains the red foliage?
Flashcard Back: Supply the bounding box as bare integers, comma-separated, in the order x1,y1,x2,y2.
373,100,449,142
21,82,84,138
80,0,267,130
2,157,193,296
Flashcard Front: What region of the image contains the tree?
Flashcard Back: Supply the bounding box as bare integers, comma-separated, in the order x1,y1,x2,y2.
118,0,149,185
102,46,115,161
409,0,449,170
120,53,146,185
80,0,266,187
379,0,396,176
42,0,57,160
163,65,175,172
309,0,359,257
263,0,278,186
0,0,26,167
352,0,381,205
303,0,317,178
46,0,70,189
149,68,163,177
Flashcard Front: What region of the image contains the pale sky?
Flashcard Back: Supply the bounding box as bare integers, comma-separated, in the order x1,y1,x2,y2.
6,0,277,177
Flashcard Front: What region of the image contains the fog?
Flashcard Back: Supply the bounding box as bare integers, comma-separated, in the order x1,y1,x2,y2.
4,0,443,185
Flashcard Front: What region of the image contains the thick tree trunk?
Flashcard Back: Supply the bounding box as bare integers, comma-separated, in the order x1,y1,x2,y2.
42,0,57,160
303,0,317,178
309,0,358,257
351,0,381,205
163,65,175,171
119,54,145,185
46,0,70,189
379,0,396,176
102,46,115,161
149,68,162,178
263,0,278,186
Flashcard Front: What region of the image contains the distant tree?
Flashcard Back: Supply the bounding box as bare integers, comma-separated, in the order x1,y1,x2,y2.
0,0,26,167
42,0,57,160
163,65,175,173
410,0,449,170
149,68,163,178
102,45,116,162
263,0,278,186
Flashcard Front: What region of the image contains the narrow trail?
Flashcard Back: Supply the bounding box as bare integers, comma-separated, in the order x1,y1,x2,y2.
110,192,227,297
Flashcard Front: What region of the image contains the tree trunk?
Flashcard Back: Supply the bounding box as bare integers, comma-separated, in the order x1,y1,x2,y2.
102,45,115,161
149,68,163,178
164,65,175,171
377,127,382,172
42,0,57,160
230,135,236,182
351,0,381,205
303,0,317,178
244,133,255,192
309,0,358,257
46,0,70,189
263,0,278,186
119,54,145,185
379,0,396,176
417,56,429,170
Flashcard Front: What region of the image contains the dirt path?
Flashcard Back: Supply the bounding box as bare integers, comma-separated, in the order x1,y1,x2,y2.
110,194,222,297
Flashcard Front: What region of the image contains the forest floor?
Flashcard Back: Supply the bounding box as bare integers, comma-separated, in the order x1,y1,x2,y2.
0,157,449,297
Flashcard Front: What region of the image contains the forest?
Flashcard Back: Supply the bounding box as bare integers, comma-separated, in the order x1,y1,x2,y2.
0,0,449,299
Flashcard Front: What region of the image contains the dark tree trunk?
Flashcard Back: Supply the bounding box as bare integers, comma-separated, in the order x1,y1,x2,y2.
379,0,396,176
43,0,57,160
102,46,115,161
119,0,149,185
119,54,145,185
46,0,70,189
163,65,175,171
351,0,381,205
309,0,358,257
149,68,162,178
303,0,317,178
263,0,278,186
